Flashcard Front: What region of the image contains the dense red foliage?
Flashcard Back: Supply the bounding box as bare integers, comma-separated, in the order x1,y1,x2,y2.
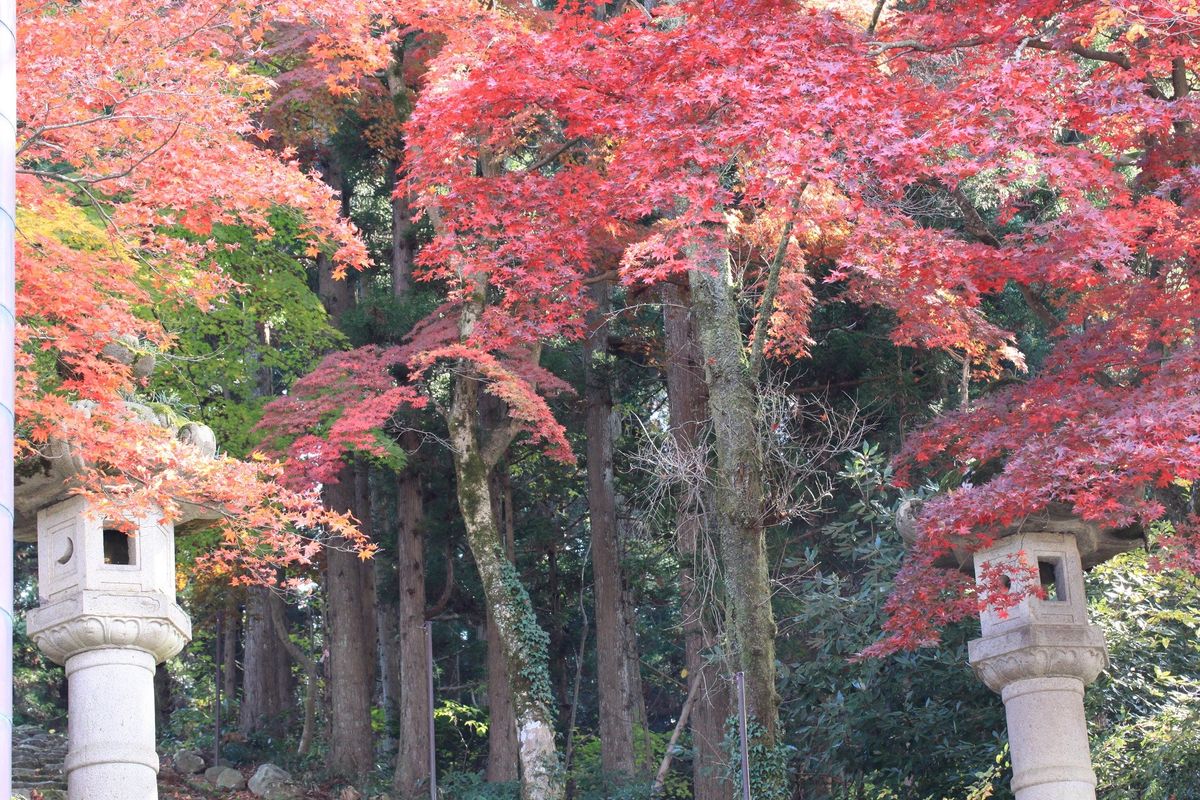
130,0,1200,636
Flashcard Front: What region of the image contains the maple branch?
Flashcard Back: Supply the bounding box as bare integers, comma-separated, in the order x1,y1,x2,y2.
870,36,987,55
524,137,583,173
651,676,699,797
19,123,182,187
867,0,887,36
873,35,1136,73
749,216,796,377
19,169,120,232
583,269,619,286
85,123,183,185
934,180,1061,330
16,112,180,158
1024,39,1131,70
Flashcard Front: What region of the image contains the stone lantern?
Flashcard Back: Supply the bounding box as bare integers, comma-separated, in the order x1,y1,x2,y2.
25,497,190,800
899,502,1143,800
968,531,1109,800
15,399,219,800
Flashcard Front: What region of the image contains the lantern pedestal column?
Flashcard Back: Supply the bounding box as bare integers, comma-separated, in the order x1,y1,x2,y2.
968,532,1108,800
27,591,190,800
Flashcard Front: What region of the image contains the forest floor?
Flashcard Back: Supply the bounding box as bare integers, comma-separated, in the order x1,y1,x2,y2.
159,769,355,800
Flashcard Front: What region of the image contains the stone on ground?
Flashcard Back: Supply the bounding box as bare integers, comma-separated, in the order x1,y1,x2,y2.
204,764,247,790
248,763,300,799
173,748,206,774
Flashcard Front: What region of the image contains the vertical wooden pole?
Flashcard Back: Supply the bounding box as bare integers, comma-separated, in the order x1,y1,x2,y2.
0,2,15,794
736,671,751,800
214,610,223,766
426,621,437,800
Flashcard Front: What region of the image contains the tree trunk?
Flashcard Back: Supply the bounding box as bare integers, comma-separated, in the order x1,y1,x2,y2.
324,462,378,781
239,586,293,736
317,156,355,326
687,235,780,746
584,278,649,779
268,592,321,757
394,464,433,799
448,346,563,799
377,561,401,741
389,157,414,299
486,463,520,783
662,283,733,800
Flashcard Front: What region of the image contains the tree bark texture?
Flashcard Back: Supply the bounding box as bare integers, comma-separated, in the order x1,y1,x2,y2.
239,585,293,737
662,283,733,800
394,464,434,799
687,238,780,741
316,156,356,326
486,463,520,783
324,462,378,781
584,278,650,778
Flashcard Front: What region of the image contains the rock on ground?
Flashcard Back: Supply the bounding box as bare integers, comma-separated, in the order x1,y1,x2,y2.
248,763,300,799
173,749,206,774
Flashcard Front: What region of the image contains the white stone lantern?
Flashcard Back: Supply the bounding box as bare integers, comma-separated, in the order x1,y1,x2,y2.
15,399,220,800
968,531,1109,800
25,497,191,800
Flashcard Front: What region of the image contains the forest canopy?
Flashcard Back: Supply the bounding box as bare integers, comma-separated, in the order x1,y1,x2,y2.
13,0,1200,799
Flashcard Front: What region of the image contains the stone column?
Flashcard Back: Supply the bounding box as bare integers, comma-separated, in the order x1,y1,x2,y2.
25,498,190,800
968,532,1108,800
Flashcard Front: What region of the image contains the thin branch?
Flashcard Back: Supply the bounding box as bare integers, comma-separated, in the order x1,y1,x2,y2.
749,191,804,376
524,137,583,173
1024,39,1132,69
650,678,699,797
867,0,887,36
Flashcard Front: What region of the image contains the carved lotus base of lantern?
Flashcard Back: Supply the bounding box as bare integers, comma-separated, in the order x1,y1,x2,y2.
969,624,1108,693
27,590,191,800
26,589,191,665
970,624,1108,799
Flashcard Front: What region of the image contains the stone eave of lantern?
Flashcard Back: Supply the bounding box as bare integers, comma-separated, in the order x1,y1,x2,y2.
896,498,1146,572
897,499,1142,800
17,394,221,800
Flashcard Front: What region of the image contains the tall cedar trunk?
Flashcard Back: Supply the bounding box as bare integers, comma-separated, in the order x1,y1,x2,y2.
394,464,433,798
317,156,355,324
239,586,292,736
324,462,378,780
687,236,780,742
154,663,172,732
584,278,650,778
486,463,520,783
447,296,563,800
376,560,401,741
389,157,414,299
662,283,732,800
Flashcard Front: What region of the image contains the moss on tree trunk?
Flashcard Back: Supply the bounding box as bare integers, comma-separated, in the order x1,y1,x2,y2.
687,234,782,749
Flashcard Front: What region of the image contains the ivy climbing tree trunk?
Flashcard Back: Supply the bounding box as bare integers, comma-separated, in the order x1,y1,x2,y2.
486,461,520,783
447,272,563,800
662,283,732,800
687,232,781,756
584,277,650,779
